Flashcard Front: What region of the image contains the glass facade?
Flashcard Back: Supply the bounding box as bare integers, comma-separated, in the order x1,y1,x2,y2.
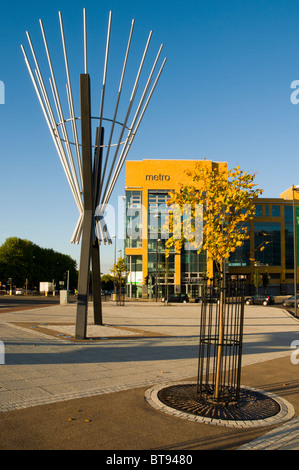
126,254,143,298
146,189,207,298
181,249,206,275
272,205,281,217
147,190,174,298
226,203,299,294
124,158,299,297
255,205,263,217
181,249,207,297
148,190,172,241
125,191,143,298
228,224,251,267
254,222,281,266
125,191,142,248
285,206,294,269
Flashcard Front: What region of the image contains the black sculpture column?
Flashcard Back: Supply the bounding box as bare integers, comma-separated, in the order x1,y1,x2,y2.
75,74,94,340
91,126,104,326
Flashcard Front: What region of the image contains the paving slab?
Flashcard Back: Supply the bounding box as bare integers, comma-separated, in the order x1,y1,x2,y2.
0,301,299,450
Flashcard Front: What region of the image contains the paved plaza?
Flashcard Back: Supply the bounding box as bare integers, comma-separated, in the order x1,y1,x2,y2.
0,300,299,450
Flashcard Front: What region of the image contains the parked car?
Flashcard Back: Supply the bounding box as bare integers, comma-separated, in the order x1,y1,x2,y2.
245,294,275,306
195,295,219,304
167,293,189,303
283,296,299,308
15,288,24,295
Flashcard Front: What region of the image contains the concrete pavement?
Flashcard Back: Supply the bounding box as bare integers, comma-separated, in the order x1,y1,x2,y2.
0,300,299,450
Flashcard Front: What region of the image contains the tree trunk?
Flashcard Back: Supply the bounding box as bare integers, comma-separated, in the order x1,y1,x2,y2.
214,275,224,401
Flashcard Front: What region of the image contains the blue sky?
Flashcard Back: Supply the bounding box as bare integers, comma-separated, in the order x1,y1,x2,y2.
1,0,299,273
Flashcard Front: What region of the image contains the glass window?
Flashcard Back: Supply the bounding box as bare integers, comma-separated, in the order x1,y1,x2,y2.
181,249,207,275
148,190,172,242
147,253,175,277
272,205,281,217
285,205,294,269
254,205,263,217
265,205,269,217
228,224,250,267
285,205,293,221
126,255,143,299
254,222,281,266
127,254,142,272
125,191,142,248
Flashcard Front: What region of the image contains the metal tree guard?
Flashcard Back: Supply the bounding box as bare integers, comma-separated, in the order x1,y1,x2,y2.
155,278,282,422
197,278,245,406
21,9,166,339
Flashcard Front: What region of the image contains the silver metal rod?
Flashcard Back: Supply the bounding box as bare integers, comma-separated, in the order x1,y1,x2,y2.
66,84,82,179
129,44,164,134
35,69,78,205
71,213,83,244
103,53,166,207
42,77,83,214
59,11,83,188
97,217,108,245
99,86,137,206
39,18,82,206
104,57,167,206
49,74,82,209
100,30,153,206
66,82,83,187
98,19,135,204
98,10,112,132
23,45,68,195
49,77,83,213
95,213,111,245
21,44,83,215
133,57,167,139
26,31,53,124
91,10,112,212
74,205,114,245
71,213,83,243
83,8,87,74
26,31,82,212
109,42,164,189
130,30,152,101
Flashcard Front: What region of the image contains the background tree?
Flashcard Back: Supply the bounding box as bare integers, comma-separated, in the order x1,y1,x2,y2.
100,274,114,291
165,162,263,400
253,270,261,294
0,237,78,290
111,257,127,284
262,271,270,294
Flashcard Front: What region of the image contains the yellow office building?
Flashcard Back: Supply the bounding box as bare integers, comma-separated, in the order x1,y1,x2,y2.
124,158,299,298
124,159,227,299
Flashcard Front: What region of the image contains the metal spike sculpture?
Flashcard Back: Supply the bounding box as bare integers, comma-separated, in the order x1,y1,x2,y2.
21,9,166,339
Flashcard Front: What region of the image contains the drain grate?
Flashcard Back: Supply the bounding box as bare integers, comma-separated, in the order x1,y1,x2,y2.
157,383,281,421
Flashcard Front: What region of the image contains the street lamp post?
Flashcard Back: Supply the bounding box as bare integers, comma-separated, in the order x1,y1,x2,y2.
155,239,161,302
130,255,132,298
292,184,299,317
112,235,116,296
8,278,12,296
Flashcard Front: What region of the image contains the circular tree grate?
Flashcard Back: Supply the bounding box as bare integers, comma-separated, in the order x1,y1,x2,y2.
157,383,281,421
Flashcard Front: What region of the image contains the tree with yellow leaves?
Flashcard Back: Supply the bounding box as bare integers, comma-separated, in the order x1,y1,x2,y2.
166,163,263,271
165,162,263,400
110,257,127,283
